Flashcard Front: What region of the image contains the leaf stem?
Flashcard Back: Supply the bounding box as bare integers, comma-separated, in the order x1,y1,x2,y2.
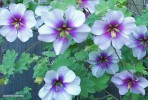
105,90,118,100
25,41,41,53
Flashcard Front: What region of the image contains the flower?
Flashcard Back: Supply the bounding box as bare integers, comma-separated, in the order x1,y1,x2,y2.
127,25,148,60
38,6,91,55
87,47,120,78
77,0,99,13
91,10,136,50
0,3,36,42
38,66,81,100
35,6,51,28
111,70,148,95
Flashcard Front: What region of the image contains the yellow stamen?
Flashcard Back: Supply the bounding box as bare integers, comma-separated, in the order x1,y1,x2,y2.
14,23,20,29
77,0,82,4
111,30,116,38
128,82,132,89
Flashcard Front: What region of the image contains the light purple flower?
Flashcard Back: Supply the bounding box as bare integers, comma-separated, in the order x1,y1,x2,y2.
128,25,148,60
87,47,120,78
91,10,136,50
78,0,99,13
0,3,36,42
111,70,148,95
38,6,91,55
38,66,81,100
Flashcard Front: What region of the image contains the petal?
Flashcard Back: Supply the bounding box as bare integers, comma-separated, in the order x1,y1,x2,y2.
0,9,11,25
138,77,148,88
35,6,50,16
53,37,70,55
92,66,105,78
117,85,128,95
41,9,64,28
89,51,99,60
0,26,17,42
94,35,111,50
136,25,147,35
55,91,72,100
17,27,33,42
71,76,81,85
91,20,106,35
118,70,133,80
130,86,145,95
112,37,124,49
38,87,52,99
122,17,136,34
105,11,124,23
57,66,69,77
111,75,123,85
66,6,85,28
132,48,146,60
83,0,99,13
38,34,58,42
24,11,36,28
63,69,76,83
44,70,58,83
69,24,90,43
65,84,81,95
106,63,119,74
9,4,26,15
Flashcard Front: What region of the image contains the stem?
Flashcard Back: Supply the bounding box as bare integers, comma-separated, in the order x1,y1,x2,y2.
105,90,118,100
112,46,137,78
25,41,41,53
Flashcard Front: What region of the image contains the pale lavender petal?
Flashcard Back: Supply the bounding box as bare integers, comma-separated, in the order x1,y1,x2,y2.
92,66,105,78
17,27,33,42
112,37,124,49
105,11,124,24
53,37,70,55
9,4,26,15
55,91,72,100
130,86,145,95
65,6,85,28
38,87,52,99
111,75,123,85
106,63,119,74
63,69,76,83
64,84,81,95
0,26,17,42
118,71,133,80
24,11,36,28
41,9,64,28
136,25,147,35
117,85,128,95
94,35,111,50
91,20,107,35
38,34,58,42
138,77,148,88
35,6,50,16
132,48,146,60
69,24,90,43
0,9,11,25
44,70,58,83
71,77,81,86
122,17,136,35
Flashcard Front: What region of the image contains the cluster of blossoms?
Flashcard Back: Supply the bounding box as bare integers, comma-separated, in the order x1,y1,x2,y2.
0,1,148,99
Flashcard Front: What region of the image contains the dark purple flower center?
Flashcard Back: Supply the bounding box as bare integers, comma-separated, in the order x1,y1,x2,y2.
123,77,138,89
105,21,123,38
135,34,148,50
97,53,111,68
57,24,72,37
9,14,26,30
52,76,65,92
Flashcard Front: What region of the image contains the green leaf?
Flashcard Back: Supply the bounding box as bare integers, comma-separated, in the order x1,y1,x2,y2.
42,51,56,57
90,75,110,92
74,50,88,61
80,77,95,98
15,53,33,73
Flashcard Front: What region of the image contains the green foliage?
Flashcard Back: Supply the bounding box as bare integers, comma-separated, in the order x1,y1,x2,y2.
135,10,148,26
0,87,32,100
123,92,148,100
50,0,77,10
0,50,34,84
0,36,4,44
